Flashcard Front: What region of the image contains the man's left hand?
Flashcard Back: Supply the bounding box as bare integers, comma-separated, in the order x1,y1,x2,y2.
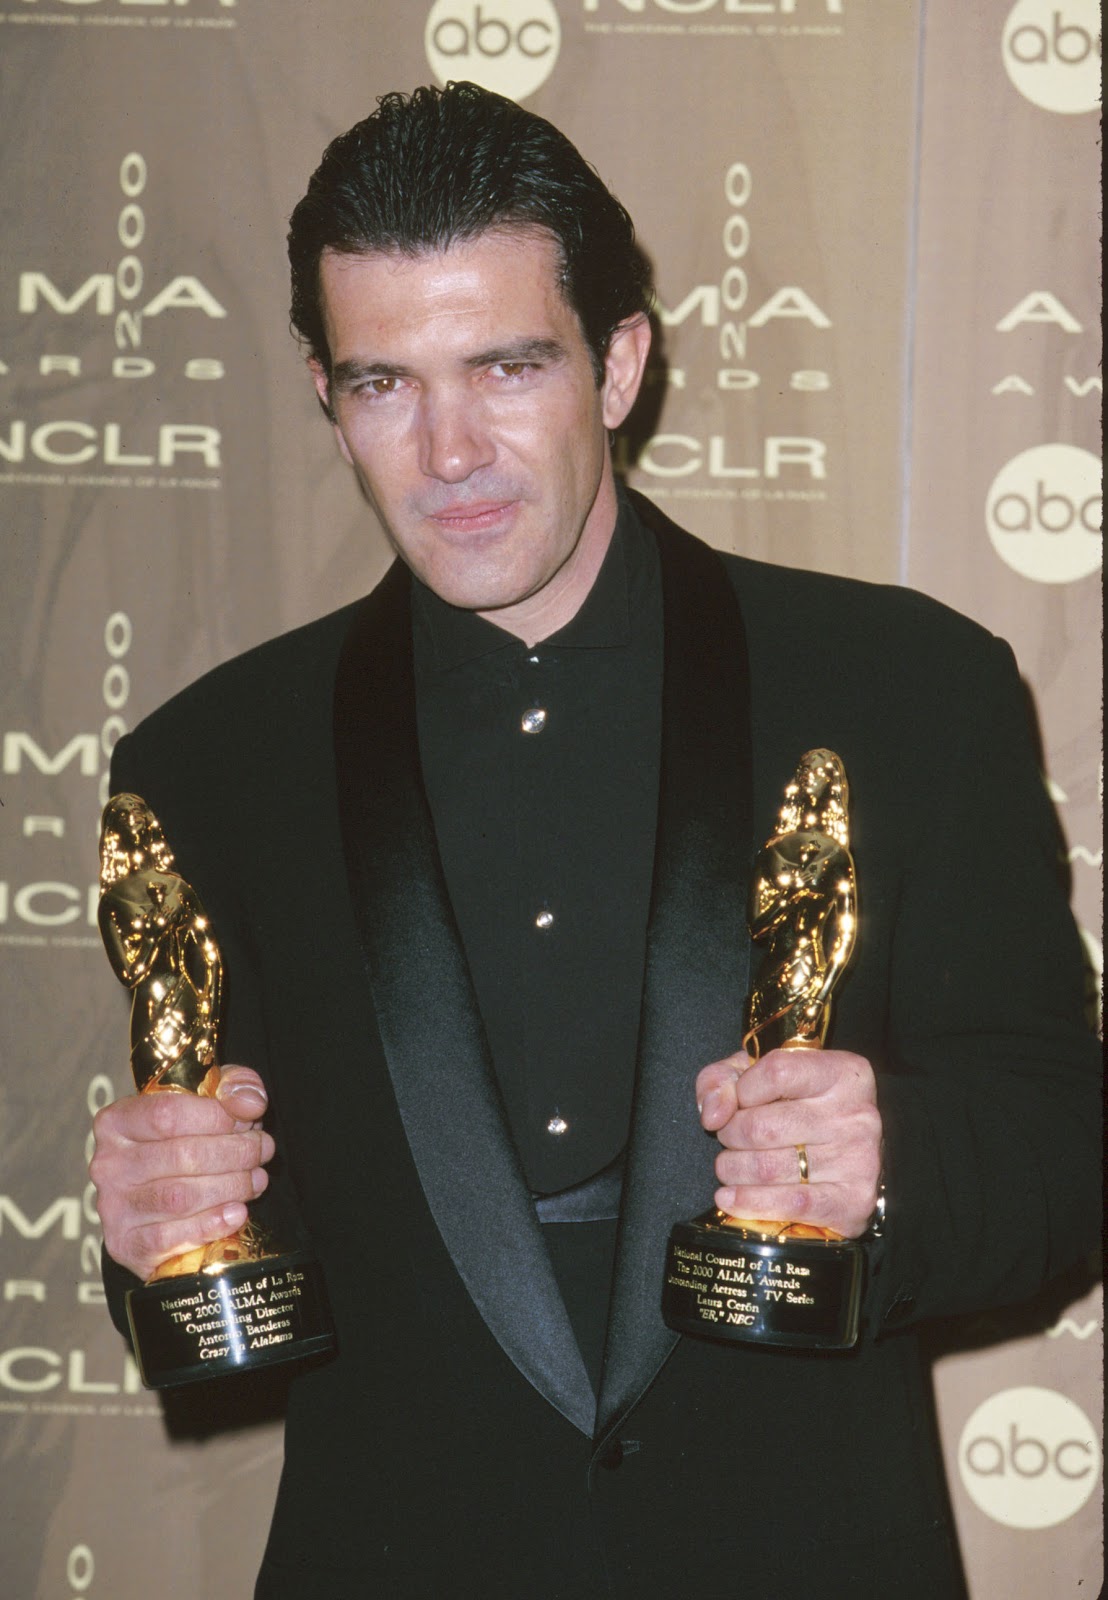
697,1049,883,1239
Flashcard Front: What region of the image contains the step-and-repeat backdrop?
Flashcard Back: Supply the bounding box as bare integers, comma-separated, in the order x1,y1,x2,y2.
0,3,1100,1596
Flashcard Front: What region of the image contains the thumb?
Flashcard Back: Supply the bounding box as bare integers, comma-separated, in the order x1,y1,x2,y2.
215,1064,269,1127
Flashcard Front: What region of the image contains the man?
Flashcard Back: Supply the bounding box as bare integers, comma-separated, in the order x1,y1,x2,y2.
90,83,1098,1598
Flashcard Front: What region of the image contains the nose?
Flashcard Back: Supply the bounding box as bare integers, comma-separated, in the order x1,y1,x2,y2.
417,391,495,484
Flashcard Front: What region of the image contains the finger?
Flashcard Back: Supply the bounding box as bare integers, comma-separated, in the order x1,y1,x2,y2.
696,1052,749,1129
93,1090,236,1147
736,1048,875,1110
216,1064,269,1128
714,1181,821,1227
715,1174,879,1239
122,1200,254,1282
125,1161,268,1223
97,1127,275,1187
715,1142,813,1190
714,1095,827,1152
734,1049,839,1108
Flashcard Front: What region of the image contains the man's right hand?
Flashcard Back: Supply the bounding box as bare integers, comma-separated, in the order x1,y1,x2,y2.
89,1064,275,1283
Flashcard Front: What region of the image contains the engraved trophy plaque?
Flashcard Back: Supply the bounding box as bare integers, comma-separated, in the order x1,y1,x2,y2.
98,793,336,1388
662,750,866,1349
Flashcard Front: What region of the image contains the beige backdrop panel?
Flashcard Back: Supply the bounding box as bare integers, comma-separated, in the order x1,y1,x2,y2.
906,3,1101,1595
0,2,1099,1596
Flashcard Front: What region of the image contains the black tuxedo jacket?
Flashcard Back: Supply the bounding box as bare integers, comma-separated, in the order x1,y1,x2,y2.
106,496,1098,1599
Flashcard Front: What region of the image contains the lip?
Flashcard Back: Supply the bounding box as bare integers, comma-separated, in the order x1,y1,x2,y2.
426,499,518,536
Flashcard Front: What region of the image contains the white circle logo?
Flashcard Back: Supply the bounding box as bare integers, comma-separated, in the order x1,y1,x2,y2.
958,1386,1101,1529
1002,0,1102,114
986,444,1102,583
425,0,561,103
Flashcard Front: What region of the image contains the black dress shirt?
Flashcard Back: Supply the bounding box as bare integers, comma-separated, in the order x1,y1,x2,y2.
413,499,663,1386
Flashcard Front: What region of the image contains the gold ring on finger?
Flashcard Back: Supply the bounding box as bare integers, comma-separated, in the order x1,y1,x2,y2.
796,1143,810,1184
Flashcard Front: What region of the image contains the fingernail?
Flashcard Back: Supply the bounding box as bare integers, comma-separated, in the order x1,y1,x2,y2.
222,1202,247,1229
715,1188,735,1211
702,1088,722,1121
218,1081,267,1112
251,1168,267,1196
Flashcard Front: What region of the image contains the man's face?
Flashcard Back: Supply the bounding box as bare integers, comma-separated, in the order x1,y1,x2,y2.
311,229,648,641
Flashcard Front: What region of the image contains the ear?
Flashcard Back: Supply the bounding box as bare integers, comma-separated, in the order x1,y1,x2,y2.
600,313,652,431
307,356,354,465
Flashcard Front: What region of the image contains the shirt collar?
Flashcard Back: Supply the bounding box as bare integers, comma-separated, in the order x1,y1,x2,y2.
412,491,644,677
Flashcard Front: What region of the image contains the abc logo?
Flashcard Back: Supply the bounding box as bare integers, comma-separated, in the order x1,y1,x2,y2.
958,1386,1100,1529
986,444,1101,584
1002,0,1102,114
425,0,561,103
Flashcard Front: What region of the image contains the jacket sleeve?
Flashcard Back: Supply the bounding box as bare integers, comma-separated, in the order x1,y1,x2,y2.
868,633,1099,1335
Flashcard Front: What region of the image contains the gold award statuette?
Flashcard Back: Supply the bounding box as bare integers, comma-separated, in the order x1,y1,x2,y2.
662,750,866,1349
98,794,335,1388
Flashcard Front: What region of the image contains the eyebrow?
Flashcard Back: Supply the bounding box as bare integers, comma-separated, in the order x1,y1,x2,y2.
464,337,568,370
330,336,568,392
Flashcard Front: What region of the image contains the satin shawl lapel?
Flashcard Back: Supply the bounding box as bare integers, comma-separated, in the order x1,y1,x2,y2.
597,506,754,1440
332,562,594,1435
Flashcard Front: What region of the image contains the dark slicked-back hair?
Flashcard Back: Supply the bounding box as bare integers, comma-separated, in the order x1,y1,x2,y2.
288,81,652,385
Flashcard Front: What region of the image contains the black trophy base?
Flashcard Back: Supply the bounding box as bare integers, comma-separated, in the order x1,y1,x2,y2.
662,1212,863,1349
126,1250,336,1389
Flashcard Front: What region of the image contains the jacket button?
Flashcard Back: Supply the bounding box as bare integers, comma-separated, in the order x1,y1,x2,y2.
599,1440,623,1470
